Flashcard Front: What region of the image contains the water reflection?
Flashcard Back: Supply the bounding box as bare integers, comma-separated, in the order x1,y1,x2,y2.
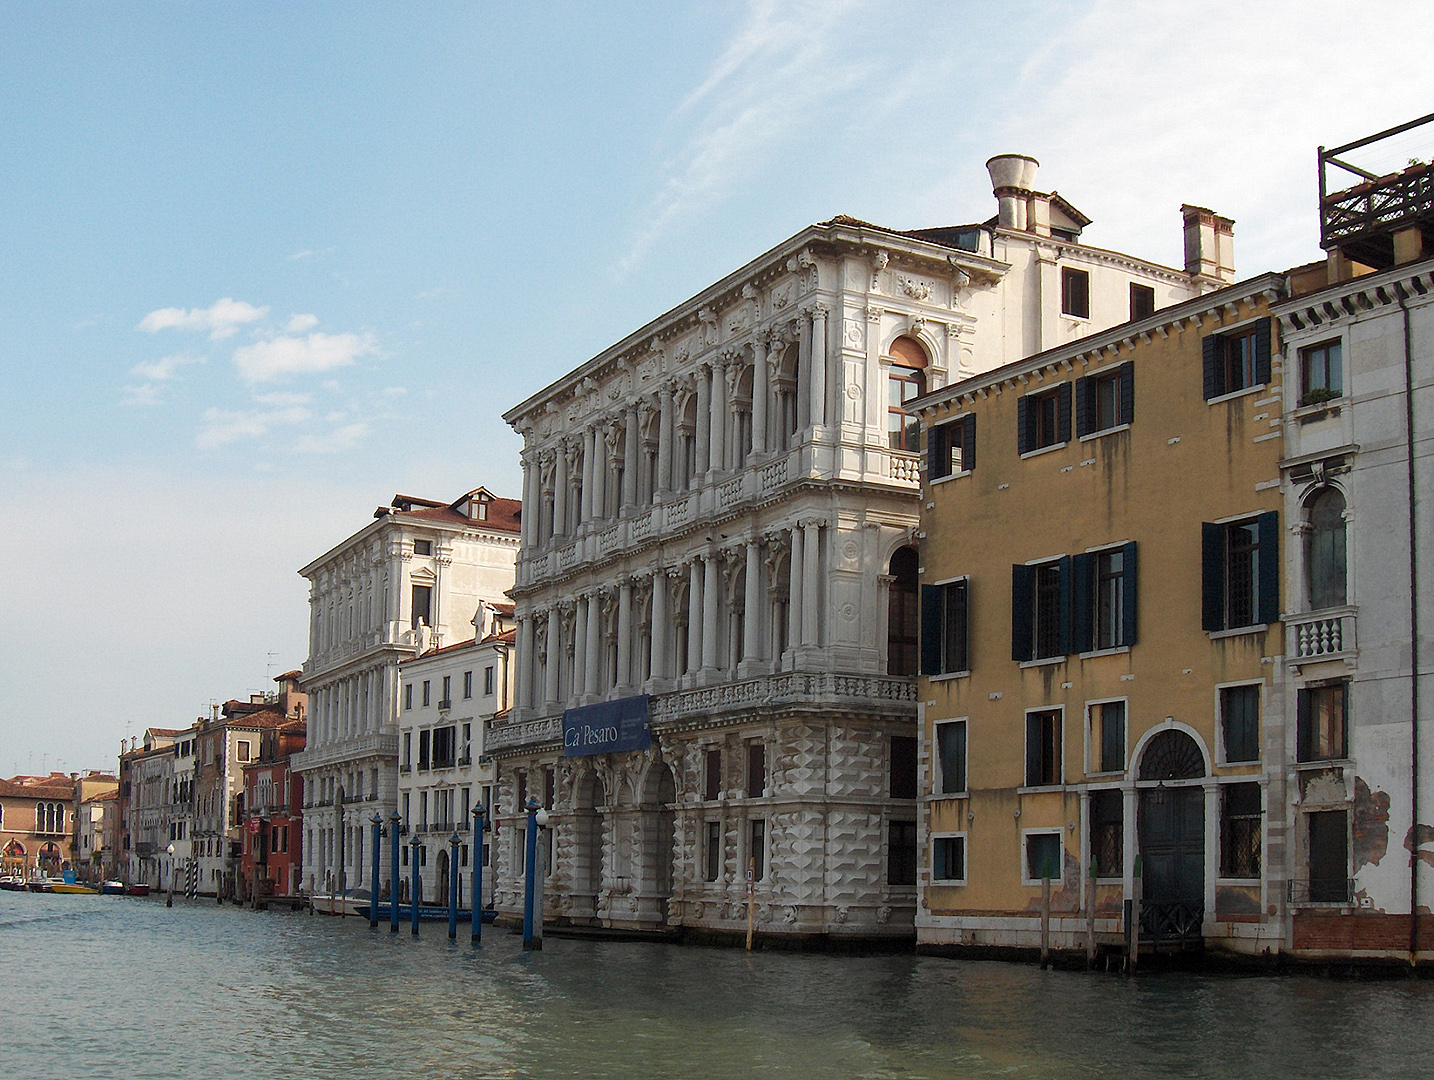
3,891,1433,1079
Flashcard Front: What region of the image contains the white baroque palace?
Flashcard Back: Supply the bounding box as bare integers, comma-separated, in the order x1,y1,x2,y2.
292,488,520,895
490,155,1223,940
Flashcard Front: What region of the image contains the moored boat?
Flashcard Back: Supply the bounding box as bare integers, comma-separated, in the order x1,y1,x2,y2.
127,883,151,897
27,879,56,892
99,880,127,895
0,876,27,892
50,882,99,895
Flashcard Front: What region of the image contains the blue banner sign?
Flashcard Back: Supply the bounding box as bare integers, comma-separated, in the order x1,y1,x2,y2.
562,695,652,757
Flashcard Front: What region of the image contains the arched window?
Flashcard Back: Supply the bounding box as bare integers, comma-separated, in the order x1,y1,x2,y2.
887,546,919,676
1138,730,1206,781
886,337,927,452
1306,487,1347,610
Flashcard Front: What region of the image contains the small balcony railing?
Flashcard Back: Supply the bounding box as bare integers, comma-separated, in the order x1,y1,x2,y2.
1287,607,1356,662
1289,877,1355,905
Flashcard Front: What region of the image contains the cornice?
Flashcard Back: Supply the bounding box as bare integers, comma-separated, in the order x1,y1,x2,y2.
1273,262,1434,337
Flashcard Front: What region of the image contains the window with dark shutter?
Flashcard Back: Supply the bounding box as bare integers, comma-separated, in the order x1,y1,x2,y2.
929,415,975,479
890,736,918,799
936,720,967,795
1298,681,1348,762
1090,789,1123,876
1071,552,1094,654
746,742,766,798
942,580,969,674
1025,710,1061,786
1221,684,1261,763
1221,783,1262,878
920,584,943,676
1011,564,1035,662
705,749,722,801
1201,522,1227,630
1061,267,1090,318
1256,510,1281,625
1129,283,1155,321
927,421,949,481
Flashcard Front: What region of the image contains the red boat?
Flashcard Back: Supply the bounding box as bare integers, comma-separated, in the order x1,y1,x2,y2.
126,883,151,897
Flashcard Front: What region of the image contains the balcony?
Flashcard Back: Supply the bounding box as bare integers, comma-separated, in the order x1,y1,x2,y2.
1320,113,1434,270
1287,607,1356,666
438,698,452,711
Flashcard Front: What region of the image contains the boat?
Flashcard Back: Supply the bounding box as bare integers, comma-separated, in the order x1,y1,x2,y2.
309,889,497,923
126,883,151,897
0,876,27,892
99,881,127,895
27,879,55,893
50,882,99,895
309,888,373,917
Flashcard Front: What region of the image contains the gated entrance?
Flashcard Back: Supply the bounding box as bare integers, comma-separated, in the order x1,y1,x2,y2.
1137,729,1206,944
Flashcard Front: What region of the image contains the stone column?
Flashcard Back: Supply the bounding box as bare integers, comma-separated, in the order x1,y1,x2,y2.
616,578,634,691
553,440,569,537
592,422,609,521
796,316,811,431
622,404,640,509
702,553,720,671
801,520,821,646
694,365,711,476
751,336,768,456
657,384,674,495
687,559,703,676
743,538,762,662
788,524,804,655
584,594,602,696
544,608,561,707
709,355,727,474
650,567,668,681
520,454,538,548
572,593,589,700
581,426,596,524
809,303,828,428
517,614,535,713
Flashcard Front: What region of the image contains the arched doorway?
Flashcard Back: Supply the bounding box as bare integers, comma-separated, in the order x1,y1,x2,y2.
435,847,449,906
887,546,919,675
570,770,604,923
1137,729,1206,943
634,762,677,928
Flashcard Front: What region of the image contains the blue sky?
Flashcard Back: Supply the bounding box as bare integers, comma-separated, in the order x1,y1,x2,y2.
2,0,1431,775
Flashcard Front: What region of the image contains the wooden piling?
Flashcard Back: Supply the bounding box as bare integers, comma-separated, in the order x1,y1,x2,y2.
1040,875,1051,969
1086,865,1096,969
745,857,756,952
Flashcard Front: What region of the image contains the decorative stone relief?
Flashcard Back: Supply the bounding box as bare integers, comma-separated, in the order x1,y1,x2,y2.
897,275,932,301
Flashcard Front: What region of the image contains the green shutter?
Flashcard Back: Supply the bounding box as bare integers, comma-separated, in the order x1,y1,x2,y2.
1071,552,1094,654
1057,382,1073,444
1017,394,1031,454
1075,375,1094,438
1203,335,1221,400
962,414,977,472
1025,713,1042,787
1011,565,1034,662
1254,317,1273,386
1296,687,1311,762
1057,554,1073,656
1257,510,1281,624
1121,540,1139,647
927,423,946,481
1119,362,1135,427
920,584,943,676
1202,522,1226,631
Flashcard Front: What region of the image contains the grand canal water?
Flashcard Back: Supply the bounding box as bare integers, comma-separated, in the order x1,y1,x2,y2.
7,890,1434,1079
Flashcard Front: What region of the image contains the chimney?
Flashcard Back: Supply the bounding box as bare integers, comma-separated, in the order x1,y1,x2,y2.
987,154,1040,231
1182,204,1235,283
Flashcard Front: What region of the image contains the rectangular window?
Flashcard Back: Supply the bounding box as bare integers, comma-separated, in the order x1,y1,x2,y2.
1221,684,1261,763
705,821,722,882
889,736,918,799
418,729,431,771
402,732,412,769
1025,831,1064,883
1094,549,1125,650
1298,682,1349,762
746,742,766,798
403,683,413,710
1089,790,1123,877
236,741,251,763
1201,514,1280,631
928,414,976,481
1076,362,1134,439
888,820,917,885
463,671,473,699
1025,709,1062,787
484,666,495,696
411,585,432,629
1035,561,1065,659
441,675,451,706
1073,542,1138,652
1129,282,1155,321
705,749,722,802
1308,810,1349,903
1220,783,1262,878
935,720,967,796
1300,340,1343,404
543,767,555,811
1013,557,1073,662
749,819,766,880
1061,267,1090,318
432,727,455,768
1203,318,1272,400
932,835,966,883
1017,383,1072,454
1091,701,1125,775
920,579,969,676
413,539,432,556
516,772,527,812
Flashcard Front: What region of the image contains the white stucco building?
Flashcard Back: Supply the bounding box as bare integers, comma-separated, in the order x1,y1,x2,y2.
489,155,1230,940
293,488,520,895
395,602,514,908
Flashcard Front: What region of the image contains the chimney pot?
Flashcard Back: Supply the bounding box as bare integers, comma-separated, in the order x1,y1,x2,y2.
987,154,1040,231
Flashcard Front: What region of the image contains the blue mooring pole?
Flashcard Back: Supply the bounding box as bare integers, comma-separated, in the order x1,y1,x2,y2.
448,832,460,940
410,838,422,936
522,799,541,951
471,804,485,945
369,813,381,928
389,811,401,932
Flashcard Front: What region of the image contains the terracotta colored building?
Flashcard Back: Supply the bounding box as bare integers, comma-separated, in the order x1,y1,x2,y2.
0,774,78,879
239,720,307,899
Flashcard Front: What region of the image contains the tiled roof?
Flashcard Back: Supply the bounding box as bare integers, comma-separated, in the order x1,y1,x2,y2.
401,626,516,662
389,488,522,535
0,777,74,800
226,710,295,731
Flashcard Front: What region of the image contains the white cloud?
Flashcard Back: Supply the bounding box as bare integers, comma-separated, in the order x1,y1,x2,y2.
382,386,407,397
252,391,312,407
137,298,269,340
196,404,311,448
295,422,369,454
120,384,162,407
129,352,204,382
286,313,319,333
289,247,335,262
232,331,376,384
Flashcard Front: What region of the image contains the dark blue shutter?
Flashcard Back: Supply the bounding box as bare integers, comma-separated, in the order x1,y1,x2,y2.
1202,522,1226,631
1025,713,1042,787
1070,552,1093,654
927,423,945,481
1011,564,1034,662
920,584,943,676
1057,554,1073,656
1121,540,1138,647
1075,375,1094,438
1296,688,1311,762
1016,394,1031,455
1254,317,1273,386
1202,335,1221,400
1057,382,1072,444
1257,510,1281,624
1119,362,1135,427
962,414,977,472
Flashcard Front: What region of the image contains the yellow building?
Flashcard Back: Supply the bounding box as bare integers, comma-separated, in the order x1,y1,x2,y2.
913,271,1290,962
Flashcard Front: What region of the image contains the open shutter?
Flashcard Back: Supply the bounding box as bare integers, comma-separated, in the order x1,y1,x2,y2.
1075,375,1094,438
1202,334,1221,400
1025,714,1042,787
1257,510,1281,624
920,584,943,676
1202,522,1226,631
1011,564,1035,662
1121,540,1138,647
962,414,977,472
1070,552,1093,654
1296,687,1311,762
1254,317,1273,386
1057,382,1073,444
1057,554,1073,656
1119,362,1135,427
927,423,946,482
1016,394,1031,455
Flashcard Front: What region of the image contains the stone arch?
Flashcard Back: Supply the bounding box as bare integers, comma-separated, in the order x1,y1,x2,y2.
1303,484,1348,610
887,545,919,676
567,766,605,922
633,757,677,927
1134,724,1210,782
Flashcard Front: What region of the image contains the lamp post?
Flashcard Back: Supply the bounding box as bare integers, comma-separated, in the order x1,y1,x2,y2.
165,842,176,908
522,799,548,951
389,811,402,932
369,813,382,928
471,803,486,945
409,837,422,936
448,831,461,940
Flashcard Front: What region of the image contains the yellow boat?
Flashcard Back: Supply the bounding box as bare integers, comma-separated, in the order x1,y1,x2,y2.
50,882,99,895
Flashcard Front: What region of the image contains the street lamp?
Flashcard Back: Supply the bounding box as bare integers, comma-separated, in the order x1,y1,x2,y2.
448,831,461,940
165,843,176,908
523,800,548,951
